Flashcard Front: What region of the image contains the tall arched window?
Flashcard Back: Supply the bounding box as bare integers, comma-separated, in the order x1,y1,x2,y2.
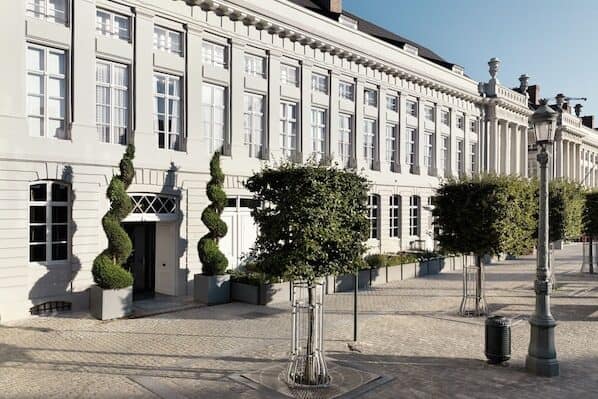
29,181,70,262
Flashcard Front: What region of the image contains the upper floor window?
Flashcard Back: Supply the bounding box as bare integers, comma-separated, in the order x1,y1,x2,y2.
27,0,68,25
456,115,465,130
470,119,477,133
96,9,130,41
441,110,450,126
424,132,434,172
338,114,353,168
389,195,401,238
280,101,298,158
364,89,378,107
202,41,227,69
96,60,129,145
202,83,226,154
368,194,380,240
406,128,417,166
440,135,450,173
244,93,266,158
29,181,70,262
386,95,398,112
153,26,183,55
386,124,398,172
363,119,377,169
406,100,417,117
311,72,328,94
310,108,327,161
457,138,465,173
339,81,354,101
27,44,67,139
244,54,266,78
424,106,435,122
280,64,299,86
471,142,478,173
154,73,182,151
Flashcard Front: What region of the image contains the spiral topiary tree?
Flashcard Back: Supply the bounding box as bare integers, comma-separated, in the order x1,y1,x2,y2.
92,144,135,289
198,152,228,275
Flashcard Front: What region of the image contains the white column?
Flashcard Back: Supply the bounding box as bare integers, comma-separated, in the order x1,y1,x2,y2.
433,105,442,177
415,98,425,175
186,26,204,156
329,71,340,163
399,94,409,174
71,0,97,143
463,113,471,176
554,136,563,179
489,118,500,174
267,49,281,161
576,144,582,183
300,60,313,163
377,85,387,172
399,194,411,251
511,123,520,175
520,125,528,178
354,78,365,169
501,120,510,175
449,109,458,177
133,9,157,155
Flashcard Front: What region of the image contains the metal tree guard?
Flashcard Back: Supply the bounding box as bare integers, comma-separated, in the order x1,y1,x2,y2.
581,237,596,274
287,280,330,388
459,255,488,317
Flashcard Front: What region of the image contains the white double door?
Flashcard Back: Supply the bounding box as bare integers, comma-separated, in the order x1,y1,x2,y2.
221,203,258,270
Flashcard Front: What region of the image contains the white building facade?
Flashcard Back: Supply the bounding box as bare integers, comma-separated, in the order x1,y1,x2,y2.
0,0,596,321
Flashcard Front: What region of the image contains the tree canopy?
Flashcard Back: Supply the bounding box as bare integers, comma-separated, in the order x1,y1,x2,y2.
245,163,369,282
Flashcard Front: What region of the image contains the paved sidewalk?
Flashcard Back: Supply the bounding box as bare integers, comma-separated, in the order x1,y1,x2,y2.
1,244,598,398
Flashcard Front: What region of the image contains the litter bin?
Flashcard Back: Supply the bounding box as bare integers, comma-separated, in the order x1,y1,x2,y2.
485,315,511,364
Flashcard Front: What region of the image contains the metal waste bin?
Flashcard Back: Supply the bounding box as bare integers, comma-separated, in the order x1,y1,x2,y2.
485,315,511,364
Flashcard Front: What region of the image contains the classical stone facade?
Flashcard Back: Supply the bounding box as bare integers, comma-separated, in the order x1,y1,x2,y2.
0,0,596,321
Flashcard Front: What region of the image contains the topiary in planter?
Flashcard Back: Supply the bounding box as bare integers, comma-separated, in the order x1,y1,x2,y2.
92,145,135,289
198,152,228,275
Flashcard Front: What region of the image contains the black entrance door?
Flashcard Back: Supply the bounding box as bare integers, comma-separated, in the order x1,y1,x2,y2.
124,223,156,300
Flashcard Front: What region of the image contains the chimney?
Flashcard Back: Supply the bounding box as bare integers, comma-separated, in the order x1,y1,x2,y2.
527,85,541,105
319,0,342,14
582,116,595,129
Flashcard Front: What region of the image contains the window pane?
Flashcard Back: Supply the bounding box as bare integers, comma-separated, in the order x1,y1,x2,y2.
48,51,65,75
30,244,46,262
48,119,65,139
30,206,46,223
27,74,44,95
28,117,43,137
52,183,68,201
30,183,47,201
52,243,67,260
52,206,68,223
27,47,44,70
30,226,46,243
52,225,68,241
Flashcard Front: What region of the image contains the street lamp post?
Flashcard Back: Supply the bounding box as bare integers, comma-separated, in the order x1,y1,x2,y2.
526,99,559,377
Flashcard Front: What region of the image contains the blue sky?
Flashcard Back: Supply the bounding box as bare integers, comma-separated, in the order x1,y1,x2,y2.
343,0,598,118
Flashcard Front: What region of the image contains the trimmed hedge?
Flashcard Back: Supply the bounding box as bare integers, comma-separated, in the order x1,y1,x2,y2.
198,152,228,275
547,179,584,242
584,191,598,238
92,145,135,289
364,252,432,269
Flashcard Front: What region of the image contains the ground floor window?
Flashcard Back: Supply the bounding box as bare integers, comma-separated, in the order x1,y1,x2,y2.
389,195,401,238
368,194,380,239
409,195,420,236
29,181,70,262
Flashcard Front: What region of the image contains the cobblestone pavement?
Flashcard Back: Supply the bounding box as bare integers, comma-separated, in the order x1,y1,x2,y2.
2,244,598,398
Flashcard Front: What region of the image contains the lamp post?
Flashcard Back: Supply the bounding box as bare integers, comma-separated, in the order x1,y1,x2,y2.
526,99,559,377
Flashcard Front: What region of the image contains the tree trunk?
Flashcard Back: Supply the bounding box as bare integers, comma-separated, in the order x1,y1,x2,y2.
476,254,483,314
590,237,594,274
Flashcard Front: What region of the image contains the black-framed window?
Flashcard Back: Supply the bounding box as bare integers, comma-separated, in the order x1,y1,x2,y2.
409,195,420,236
389,195,401,238
368,194,380,239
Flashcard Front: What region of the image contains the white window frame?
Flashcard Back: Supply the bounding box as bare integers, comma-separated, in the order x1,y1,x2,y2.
339,81,354,101
386,95,398,112
470,119,477,133
280,101,298,158
409,195,420,237
364,88,378,107
311,72,328,94
406,100,417,117
244,53,266,78
440,135,450,173
202,83,227,154
154,72,182,151
470,142,478,173
457,115,465,130
27,44,68,140
26,0,68,25
96,60,130,145
280,64,299,87
244,93,266,158
363,119,377,169
96,8,130,41
338,113,353,168
424,131,434,171
457,138,465,173
424,105,435,122
368,194,380,240
406,128,417,166
202,41,227,69
153,26,183,55
441,110,450,126
29,181,70,264
386,123,398,171
310,108,327,161
389,195,400,238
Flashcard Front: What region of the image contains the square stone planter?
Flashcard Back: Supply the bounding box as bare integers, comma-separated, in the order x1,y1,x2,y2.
231,281,291,305
334,270,370,292
369,267,387,286
427,258,442,275
402,262,417,280
194,274,230,305
89,285,133,320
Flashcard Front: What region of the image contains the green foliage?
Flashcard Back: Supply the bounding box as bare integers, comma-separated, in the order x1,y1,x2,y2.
547,179,585,242
198,152,229,275
229,269,288,286
433,174,537,257
583,191,598,238
245,163,369,282
92,145,135,289
364,252,425,268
